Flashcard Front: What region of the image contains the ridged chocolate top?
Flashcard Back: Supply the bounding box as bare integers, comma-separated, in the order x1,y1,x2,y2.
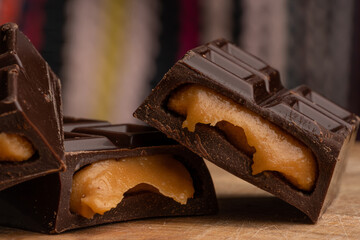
184,39,283,103
182,39,358,145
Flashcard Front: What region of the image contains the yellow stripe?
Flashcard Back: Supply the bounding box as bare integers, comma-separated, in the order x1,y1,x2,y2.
93,0,127,119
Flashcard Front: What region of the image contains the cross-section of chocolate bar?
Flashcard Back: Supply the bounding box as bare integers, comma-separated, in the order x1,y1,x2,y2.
0,23,64,190
0,119,217,233
134,38,359,222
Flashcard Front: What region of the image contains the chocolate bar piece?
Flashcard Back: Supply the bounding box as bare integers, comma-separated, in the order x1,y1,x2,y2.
63,116,110,132
134,38,360,222
0,119,217,233
0,23,64,190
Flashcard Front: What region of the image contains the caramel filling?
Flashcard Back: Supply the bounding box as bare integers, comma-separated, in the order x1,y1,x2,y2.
168,84,317,191
70,155,194,219
0,133,35,161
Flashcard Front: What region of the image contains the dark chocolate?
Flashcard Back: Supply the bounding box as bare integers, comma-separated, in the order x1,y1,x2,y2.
63,116,110,132
0,23,65,190
134,38,360,222
0,119,217,233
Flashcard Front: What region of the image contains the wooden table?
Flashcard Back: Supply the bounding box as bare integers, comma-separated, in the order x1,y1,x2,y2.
0,143,359,239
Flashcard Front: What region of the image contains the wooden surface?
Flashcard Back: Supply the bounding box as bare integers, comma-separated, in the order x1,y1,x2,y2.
0,143,359,239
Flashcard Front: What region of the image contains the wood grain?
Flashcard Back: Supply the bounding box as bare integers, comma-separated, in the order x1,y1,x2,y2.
0,143,359,239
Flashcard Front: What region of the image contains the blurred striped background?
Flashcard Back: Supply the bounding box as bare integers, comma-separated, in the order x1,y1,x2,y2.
0,0,359,129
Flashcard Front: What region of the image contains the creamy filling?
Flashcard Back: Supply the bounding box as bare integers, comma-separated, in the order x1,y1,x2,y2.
0,133,35,161
70,154,194,219
167,84,317,191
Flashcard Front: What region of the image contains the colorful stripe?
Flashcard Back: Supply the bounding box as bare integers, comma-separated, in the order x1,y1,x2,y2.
285,0,307,88
0,0,23,24
63,0,107,118
199,0,233,43
150,0,180,88
177,0,199,60
21,0,46,50
94,0,127,120
287,0,353,107
350,0,360,140
349,0,360,124
241,0,287,83
232,0,242,45
41,0,67,77
111,0,159,123
322,0,353,107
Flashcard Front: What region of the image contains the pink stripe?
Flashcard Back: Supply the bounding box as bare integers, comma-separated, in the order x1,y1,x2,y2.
177,0,199,60
22,0,47,50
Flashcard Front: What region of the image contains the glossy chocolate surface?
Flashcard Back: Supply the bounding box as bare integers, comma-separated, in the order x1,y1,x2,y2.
134,38,359,222
0,23,64,190
0,119,217,233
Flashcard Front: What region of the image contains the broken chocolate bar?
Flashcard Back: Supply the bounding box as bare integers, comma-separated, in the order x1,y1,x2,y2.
134,38,360,222
0,23,64,190
0,119,217,233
